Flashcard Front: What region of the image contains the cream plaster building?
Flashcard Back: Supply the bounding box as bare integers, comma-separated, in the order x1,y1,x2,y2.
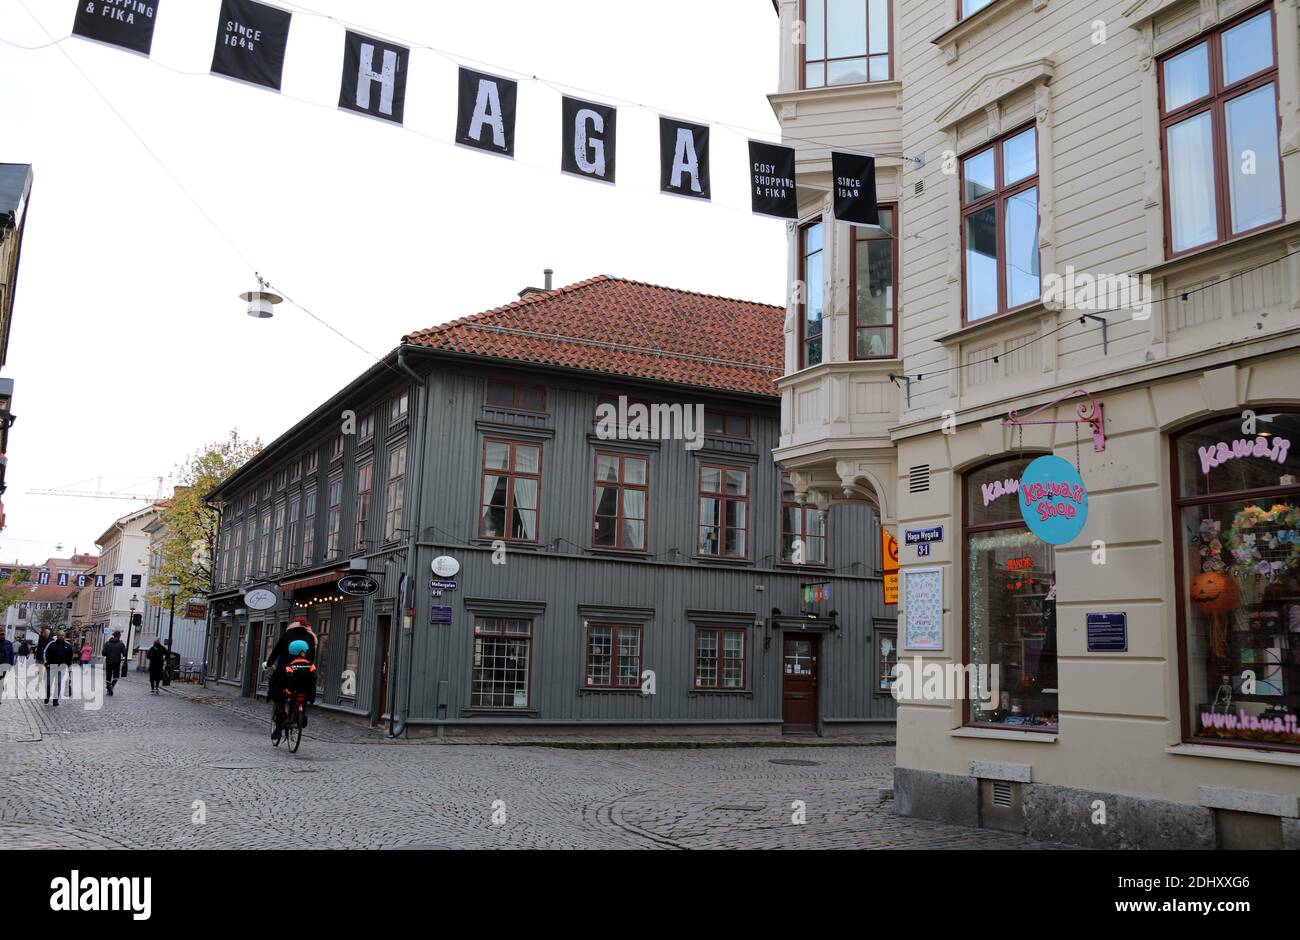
771,0,1300,847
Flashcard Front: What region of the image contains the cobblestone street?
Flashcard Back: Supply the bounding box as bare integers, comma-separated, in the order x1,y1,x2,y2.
0,675,1072,850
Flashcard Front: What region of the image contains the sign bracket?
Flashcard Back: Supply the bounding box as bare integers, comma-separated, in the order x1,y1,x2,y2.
1003,387,1105,453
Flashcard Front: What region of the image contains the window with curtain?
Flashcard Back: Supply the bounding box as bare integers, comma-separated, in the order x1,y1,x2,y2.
1160,6,1281,256
699,465,749,559
802,0,891,88
961,126,1039,322
592,452,648,550
383,444,407,543
480,440,541,542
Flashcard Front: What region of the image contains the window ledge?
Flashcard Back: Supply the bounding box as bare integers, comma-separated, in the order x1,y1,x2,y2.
768,80,901,109
935,301,1050,347
1137,219,1300,280
461,707,539,718
931,0,1041,60
1167,742,1300,768
950,725,1057,742
577,686,647,696
691,555,754,568
689,689,753,697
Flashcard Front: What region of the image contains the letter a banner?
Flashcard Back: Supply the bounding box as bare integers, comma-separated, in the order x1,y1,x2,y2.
456,67,517,157
338,30,409,125
561,96,616,184
210,0,292,92
747,140,798,219
831,150,879,226
659,117,710,201
72,0,160,57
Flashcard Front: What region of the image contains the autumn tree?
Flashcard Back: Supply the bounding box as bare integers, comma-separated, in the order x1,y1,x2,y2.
0,567,34,615
146,430,261,607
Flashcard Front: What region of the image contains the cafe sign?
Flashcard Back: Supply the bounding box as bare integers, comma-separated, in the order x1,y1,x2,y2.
338,574,381,597
1018,455,1088,545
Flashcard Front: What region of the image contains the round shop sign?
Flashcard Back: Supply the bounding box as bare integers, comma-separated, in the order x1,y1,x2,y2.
1018,455,1088,545
243,588,278,611
338,574,380,597
431,555,460,578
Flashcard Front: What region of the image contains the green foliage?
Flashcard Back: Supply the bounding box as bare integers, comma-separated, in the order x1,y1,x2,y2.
147,430,261,605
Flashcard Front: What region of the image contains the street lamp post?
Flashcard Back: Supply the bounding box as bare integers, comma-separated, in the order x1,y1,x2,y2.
166,577,179,679
126,594,138,678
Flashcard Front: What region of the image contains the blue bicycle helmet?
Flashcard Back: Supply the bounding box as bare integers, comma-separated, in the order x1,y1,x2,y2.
288,639,309,656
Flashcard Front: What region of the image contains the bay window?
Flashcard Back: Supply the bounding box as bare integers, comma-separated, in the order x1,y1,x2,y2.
801,0,891,88
852,205,896,358
799,221,824,368
1160,6,1282,256
961,126,1040,323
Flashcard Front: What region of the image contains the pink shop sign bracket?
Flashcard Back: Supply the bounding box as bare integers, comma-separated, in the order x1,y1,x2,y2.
1003,388,1106,453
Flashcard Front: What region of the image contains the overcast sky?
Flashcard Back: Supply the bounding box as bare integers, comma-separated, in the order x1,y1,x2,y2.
0,0,785,564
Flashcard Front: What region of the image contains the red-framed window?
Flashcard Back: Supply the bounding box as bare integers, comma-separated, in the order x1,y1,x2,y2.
584,622,643,688
271,502,285,573
325,477,343,557
960,124,1040,323
698,465,749,559
592,452,648,551
958,0,995,20
694,627,746,689
480,439,541,542
798,220,824,368
354,461,373,551
287,501,301,567
1171,410,1300,753
471,617,532,708
852,204,897,358
781,472,827,565
343,615,361,692
800,0,892,88
486,379,546,412
703,409,751,439
390,391,409,423
1159,4,1282,258
302,486,317,564
383,444,407,543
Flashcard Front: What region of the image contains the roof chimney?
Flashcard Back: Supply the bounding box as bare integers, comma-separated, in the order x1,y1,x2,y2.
517,268,555,301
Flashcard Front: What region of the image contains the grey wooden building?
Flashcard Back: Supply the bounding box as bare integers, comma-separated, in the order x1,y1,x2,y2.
204,275,897,736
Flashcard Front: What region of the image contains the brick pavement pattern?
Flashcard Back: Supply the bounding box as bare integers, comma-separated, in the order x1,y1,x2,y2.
0,676,1074,850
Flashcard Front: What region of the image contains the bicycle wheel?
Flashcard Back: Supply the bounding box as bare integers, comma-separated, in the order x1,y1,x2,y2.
287,710,303,753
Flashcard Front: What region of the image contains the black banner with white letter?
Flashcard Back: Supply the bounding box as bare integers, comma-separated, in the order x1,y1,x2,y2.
561,96,615,184
72,0,159,56
456,68,517,157
210,0,291,92
659,117,710,200
748,140,798,219
338,30,409,125
831,151,879,226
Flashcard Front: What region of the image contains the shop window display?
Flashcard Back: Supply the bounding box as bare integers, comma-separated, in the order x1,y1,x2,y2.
964,457,1058,729
1175,412,1300,750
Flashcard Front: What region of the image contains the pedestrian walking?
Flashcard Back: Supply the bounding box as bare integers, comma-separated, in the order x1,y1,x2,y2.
34,627,52,666
0,633,13,703
146,639,167,694
16,635,31,668
43,630,74,706
101,630,126,696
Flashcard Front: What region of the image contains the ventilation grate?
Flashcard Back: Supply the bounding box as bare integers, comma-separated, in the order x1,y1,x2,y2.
908,465,931,494
914,180,924,196
992,781,1013,808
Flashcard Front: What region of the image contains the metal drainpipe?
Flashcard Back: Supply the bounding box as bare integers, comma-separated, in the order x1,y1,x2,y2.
390,346,426,737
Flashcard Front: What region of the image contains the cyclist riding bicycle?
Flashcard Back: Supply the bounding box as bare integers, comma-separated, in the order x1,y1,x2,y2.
271,639,317,744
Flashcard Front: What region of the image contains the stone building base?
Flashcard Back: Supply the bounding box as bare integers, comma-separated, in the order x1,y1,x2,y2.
895,767,1297,849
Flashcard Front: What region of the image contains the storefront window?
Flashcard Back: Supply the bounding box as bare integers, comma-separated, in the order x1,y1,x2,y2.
1175,412,1300,750
964,457,1058,729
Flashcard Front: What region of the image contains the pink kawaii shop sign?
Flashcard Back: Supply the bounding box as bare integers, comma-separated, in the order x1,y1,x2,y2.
1018,455,1088,545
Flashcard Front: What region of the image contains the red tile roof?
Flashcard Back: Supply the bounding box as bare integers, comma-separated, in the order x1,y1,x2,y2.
402,276,784,397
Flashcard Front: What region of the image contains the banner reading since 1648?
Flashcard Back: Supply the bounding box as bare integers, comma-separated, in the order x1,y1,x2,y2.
209,0,292,92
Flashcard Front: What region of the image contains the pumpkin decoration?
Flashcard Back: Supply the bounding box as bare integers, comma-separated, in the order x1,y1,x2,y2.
1190,571,1239,659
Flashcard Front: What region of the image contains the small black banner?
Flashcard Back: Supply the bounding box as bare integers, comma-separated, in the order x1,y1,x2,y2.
831,150,879,226
338,30,409,124
561,96,616,184
210,0,291,92
659,117,710,200
72,0,159,56
748,140,798,219
456,67,517,157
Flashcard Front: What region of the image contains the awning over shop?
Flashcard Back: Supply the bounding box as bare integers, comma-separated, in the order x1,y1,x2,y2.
278,569,348,592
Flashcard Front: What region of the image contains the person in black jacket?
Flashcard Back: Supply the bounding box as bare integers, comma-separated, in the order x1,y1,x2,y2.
264,617,317,740
0,635,13,704
42,631,74,706
34,628,52,665
101,631,127,696
146,639,167,694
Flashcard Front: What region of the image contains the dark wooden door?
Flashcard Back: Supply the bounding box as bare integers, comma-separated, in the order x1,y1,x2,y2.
782,635,819,732
246,622,263,696
376,615,392,721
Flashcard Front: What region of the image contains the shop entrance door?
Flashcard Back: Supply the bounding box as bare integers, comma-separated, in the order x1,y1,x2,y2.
376,614,392,721
782,635,819,733
246,621,262,696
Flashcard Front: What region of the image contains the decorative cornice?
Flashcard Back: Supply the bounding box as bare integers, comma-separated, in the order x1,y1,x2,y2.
935,57,1055,130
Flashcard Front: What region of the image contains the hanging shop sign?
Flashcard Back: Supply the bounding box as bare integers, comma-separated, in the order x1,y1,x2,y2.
882,526,899,606
659,117,710,200
831,150,879,226
243,587,278,610
430,605,453,624
338,574,380,597
73,0,159,57
338,30,410,125
456,67,518,157
561,96,616,184
1086,612,1128,653
802,581,831,605
210,0,292,92
185,602,208,619
431,555,460,578
1018,455,1089,545
747,140,798,219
